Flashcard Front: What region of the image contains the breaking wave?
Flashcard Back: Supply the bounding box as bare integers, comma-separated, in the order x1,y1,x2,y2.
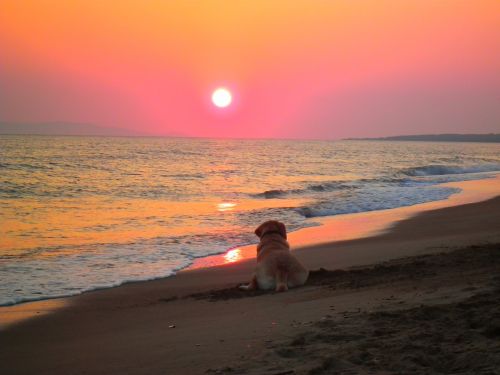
252,181,355,199
403,163,500,177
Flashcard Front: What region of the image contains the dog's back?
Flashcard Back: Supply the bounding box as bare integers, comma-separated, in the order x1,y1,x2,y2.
256,240,308,291
240,220,309,292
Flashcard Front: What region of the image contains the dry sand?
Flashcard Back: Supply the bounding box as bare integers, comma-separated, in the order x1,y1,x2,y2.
1,193,500,374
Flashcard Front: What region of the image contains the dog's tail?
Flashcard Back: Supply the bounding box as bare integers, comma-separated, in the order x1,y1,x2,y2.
275,269,288,292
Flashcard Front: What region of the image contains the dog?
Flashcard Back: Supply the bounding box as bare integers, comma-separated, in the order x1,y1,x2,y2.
239,220,308,292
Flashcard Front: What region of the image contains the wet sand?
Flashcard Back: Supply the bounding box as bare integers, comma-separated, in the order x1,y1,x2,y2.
1,184,500,374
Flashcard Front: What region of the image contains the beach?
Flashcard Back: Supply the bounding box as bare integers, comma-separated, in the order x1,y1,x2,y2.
1,177,499,374
3,1,500,373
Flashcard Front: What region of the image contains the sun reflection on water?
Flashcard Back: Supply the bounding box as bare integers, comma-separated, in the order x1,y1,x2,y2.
223,248,242,263
217,202,237,212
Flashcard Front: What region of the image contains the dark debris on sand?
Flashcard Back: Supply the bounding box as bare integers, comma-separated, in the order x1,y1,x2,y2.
307,243,500,290
189,287,269,302
184,243,500,303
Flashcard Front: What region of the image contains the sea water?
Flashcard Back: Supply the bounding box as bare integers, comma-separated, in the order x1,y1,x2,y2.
1,135,499,305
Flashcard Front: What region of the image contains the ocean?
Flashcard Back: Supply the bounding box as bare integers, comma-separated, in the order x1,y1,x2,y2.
1,135,499,306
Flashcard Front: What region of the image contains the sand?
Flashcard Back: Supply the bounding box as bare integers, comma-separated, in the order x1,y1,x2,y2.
1,191,500,374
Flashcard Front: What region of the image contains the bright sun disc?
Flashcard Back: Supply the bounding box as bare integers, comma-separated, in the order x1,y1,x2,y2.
212,88,232,108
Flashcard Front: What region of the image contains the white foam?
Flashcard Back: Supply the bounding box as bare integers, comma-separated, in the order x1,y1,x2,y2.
404,163,500,177
297,185,462,218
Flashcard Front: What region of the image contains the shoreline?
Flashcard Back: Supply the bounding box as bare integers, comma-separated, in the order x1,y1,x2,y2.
190,174,500,269
1,184,499,373
1,174,499,328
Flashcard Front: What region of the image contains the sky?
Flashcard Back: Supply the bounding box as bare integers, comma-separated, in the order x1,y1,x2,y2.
1,0,499,139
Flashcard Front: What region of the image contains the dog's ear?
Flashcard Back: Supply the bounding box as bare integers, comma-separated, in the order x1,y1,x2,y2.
255,223,264,238
278,222,287,239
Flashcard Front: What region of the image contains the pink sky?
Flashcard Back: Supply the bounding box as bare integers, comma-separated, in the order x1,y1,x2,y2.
1,1,499,139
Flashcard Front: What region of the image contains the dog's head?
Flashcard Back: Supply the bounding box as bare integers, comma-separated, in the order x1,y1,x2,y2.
254,220,287,240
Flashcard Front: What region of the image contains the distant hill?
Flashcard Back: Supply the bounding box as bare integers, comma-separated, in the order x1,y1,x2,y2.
0,122,148,137
344,134,500,143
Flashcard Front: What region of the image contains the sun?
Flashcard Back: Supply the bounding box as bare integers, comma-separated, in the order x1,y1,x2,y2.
211,88,232,108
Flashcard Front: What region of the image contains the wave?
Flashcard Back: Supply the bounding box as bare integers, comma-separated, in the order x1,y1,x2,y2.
403,163,500,177
252,189,289,198
296,186,462,218
0,267,183,307
308,181,353,192
0,162,51,171
163,173,205,179
252,181,354,199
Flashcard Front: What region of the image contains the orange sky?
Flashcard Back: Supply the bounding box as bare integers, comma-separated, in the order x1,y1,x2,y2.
1,1,499,138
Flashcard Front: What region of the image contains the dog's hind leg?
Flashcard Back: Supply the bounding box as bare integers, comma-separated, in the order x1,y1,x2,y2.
275,270,288,292
239,274,258,291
